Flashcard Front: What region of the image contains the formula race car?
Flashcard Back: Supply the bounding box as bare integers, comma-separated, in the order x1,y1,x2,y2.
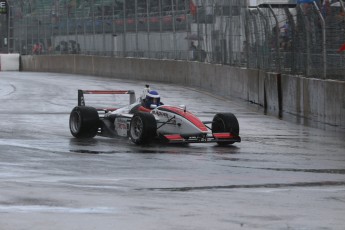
69,85,241,145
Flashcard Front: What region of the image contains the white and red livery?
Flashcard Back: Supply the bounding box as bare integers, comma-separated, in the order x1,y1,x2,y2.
69,85,241,145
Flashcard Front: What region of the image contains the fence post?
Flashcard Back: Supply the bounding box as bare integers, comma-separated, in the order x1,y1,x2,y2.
298,4,311,77
284,7,296,74
244,7,250,68
6,2,10,53
268,4,281,73
257,7,270,70
312,1,326,79
123,0,127,57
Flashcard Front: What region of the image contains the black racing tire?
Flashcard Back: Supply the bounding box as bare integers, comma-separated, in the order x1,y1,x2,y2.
129,112,157,145
212,113,239,146
69,106,100,138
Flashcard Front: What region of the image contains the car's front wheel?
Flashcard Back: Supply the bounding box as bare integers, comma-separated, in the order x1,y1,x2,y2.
69,106,99,138
212,113,239,146
129,112,157,145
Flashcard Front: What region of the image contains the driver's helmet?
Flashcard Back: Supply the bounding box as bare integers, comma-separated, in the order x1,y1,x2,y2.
145,90,160,108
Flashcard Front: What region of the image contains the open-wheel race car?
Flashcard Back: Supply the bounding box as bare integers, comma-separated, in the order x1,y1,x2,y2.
69,85,241,145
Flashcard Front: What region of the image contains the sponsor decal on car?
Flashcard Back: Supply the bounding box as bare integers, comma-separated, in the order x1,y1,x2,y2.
152,110,169,119
115,118,128,137
152,110,177,125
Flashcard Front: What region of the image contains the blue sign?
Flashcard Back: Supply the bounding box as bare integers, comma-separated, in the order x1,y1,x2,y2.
297,0,316,3
0,0,8,14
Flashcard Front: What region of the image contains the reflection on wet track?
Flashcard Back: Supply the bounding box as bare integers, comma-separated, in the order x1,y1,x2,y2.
144,181,345,192
1,72,345,230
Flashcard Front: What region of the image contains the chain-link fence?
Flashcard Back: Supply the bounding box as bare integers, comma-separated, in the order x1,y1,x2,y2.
247,0,345,80
3,0,345,80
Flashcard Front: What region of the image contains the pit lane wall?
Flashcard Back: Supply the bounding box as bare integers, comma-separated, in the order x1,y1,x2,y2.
21,55,345,130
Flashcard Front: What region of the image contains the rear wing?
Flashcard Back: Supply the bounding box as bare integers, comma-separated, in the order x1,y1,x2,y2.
78,89,136,106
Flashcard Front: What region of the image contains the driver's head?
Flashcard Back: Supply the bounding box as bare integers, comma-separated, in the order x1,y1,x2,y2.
145,90,160,108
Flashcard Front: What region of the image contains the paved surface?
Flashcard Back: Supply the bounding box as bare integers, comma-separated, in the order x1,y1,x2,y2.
0,71,345,230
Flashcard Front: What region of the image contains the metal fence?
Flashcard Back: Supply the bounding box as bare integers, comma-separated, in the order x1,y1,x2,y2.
247,0,345,80
3,0,345,80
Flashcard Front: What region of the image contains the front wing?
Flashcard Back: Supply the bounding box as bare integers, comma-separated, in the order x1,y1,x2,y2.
161,133,241,144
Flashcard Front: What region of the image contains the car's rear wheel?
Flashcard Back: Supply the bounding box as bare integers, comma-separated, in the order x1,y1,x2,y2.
129,112,157,145
212,113,239,145
69,106,99,138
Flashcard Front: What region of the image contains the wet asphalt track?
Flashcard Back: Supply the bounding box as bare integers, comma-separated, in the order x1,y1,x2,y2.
0,71,345,230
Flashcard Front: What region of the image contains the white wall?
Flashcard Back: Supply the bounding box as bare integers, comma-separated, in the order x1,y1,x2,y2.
0,53,20,71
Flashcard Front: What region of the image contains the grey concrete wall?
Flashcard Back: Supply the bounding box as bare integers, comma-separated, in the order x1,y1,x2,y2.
54,32,190,56
21,55,345,130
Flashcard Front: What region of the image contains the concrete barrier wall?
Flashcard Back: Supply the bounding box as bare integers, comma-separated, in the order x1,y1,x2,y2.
21,55,345,129
265,72,280,116
0,53,20,71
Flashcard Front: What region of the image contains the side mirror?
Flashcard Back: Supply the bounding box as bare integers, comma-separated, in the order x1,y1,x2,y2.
179,105,186,112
